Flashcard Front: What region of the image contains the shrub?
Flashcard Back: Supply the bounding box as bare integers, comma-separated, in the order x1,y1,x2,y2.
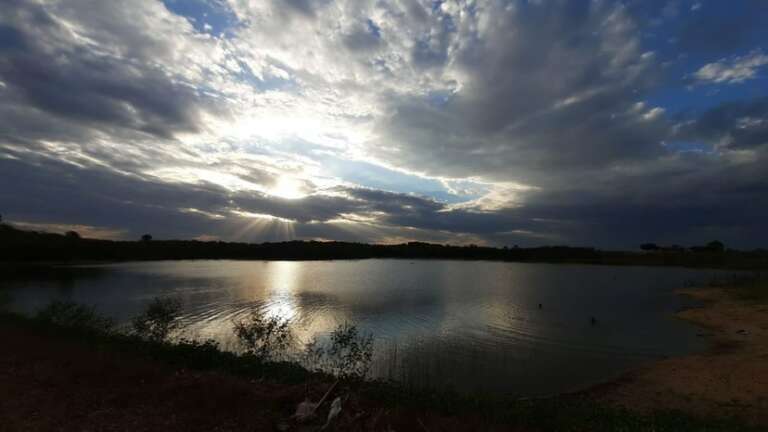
304,323,374,380
0,290,11,310
132,297,182,342
233,311,292,361
36,300,114,332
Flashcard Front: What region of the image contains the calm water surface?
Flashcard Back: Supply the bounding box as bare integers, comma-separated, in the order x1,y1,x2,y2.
4,260,723,396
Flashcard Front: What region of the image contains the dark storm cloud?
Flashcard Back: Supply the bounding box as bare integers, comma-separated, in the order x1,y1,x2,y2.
0,0,207,141
487,139,768,248
675,97,768,149
373,0,668,186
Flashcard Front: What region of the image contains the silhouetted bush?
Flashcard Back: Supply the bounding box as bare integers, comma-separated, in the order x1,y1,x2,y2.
0,290,11,311
132,297,182,342
304,322,374,380
233,311,292,361
36,300,114,332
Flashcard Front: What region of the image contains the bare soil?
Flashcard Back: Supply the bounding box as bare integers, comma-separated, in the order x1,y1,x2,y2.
0,323,512,432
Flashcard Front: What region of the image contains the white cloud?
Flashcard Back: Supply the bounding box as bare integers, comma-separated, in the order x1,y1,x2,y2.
693,50,768,84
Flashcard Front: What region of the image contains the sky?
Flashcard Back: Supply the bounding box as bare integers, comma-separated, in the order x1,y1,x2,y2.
1,0,767,249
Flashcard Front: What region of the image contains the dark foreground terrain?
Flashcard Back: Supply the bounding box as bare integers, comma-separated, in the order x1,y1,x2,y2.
0,319,504,432
1,307,763,432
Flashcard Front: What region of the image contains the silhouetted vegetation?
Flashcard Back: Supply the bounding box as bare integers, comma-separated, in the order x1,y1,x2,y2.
233,311,293,361
2,224,767,269
131,297,182,342
35,300,114,333
304,323,374,380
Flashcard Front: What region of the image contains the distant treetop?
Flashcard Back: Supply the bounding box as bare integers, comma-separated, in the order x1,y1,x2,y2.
640,243,660,251
141,234,153,242
706,240,725,253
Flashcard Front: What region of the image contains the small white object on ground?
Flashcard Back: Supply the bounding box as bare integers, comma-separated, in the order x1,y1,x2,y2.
321,396,342,430
293,400,319,422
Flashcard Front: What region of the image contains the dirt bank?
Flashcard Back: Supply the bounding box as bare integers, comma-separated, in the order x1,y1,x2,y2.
595,286,768,425
0,322,515,432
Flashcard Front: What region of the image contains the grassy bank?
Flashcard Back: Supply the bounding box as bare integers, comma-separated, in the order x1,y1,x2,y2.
0,299,762,431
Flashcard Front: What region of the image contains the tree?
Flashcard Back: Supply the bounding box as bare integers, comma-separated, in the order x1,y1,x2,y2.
640,243,659,251
141,234,153,242
65,230,80,239
706,240,725,253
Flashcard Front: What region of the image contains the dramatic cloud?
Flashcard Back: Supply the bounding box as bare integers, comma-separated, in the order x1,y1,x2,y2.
1,0,767,248
674,97,768,150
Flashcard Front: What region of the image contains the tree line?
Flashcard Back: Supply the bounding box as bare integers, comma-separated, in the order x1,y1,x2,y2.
1,223,767,269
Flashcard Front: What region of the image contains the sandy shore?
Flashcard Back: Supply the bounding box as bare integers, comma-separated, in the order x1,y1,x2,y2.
595,286,768,425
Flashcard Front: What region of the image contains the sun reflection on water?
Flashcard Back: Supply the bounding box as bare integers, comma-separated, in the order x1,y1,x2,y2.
263,261,300,321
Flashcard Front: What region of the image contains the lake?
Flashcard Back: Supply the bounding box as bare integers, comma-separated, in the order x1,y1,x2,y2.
2,259,724,396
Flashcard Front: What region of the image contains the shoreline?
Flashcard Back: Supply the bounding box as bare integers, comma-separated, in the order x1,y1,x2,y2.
591,284,768,425
0,256,768,273
2,274,766,430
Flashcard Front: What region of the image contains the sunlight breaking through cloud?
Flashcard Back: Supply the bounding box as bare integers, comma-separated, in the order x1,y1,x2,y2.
1,0,767,247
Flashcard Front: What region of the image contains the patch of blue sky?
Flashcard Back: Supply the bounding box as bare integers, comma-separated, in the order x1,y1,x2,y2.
162,0,239,38
366,19,381,39
257,138,483,204
663,140,714,154
231,59,297,93
635,0,768,115
324,157,480,204
426,90,454,108
646,76,768,117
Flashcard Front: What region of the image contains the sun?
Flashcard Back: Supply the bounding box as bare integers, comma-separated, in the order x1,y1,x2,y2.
269,176,306,200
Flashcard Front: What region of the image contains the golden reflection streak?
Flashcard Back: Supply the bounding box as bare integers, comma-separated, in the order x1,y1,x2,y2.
264,261,299,321
263,261,345,344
